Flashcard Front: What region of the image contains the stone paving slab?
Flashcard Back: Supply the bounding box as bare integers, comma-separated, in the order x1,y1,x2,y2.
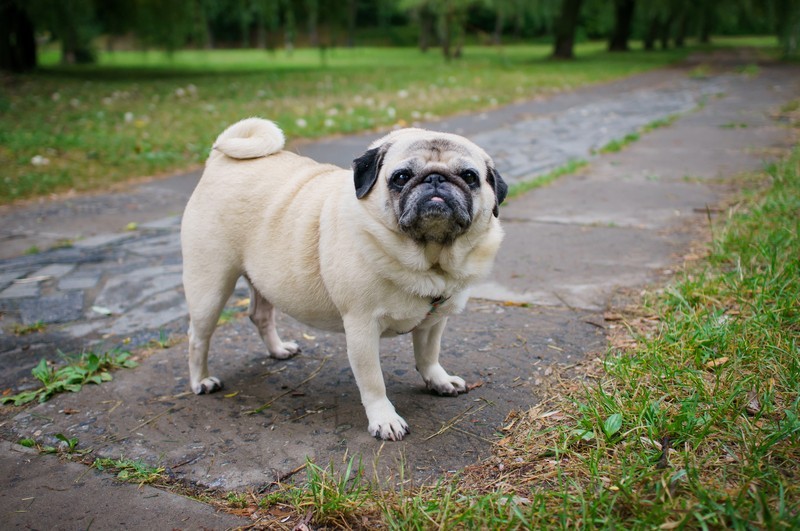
0,441,248,530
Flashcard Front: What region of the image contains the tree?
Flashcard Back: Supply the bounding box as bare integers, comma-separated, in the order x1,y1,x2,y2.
0,0,37,72
26,0,98,64
306,0,319,47
552,0,583,59
774,0,800,57
346,0,358,47
402,0,473,60
608,0,635,51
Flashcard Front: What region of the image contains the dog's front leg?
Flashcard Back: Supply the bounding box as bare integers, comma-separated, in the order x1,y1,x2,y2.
343,316,409,441
412,317,467,396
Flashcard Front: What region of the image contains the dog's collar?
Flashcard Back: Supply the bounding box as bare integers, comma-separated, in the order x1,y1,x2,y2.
427,295,449,316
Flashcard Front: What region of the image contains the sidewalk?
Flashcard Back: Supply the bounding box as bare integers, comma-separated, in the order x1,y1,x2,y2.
1,57,797,528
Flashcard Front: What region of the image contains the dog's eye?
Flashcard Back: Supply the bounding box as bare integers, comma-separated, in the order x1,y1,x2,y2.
461,170,479,187
391,170,412,188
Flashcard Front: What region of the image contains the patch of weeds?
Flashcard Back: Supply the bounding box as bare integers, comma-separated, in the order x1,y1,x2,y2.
217,306,246,325
1,350,138,406
12,320,46,335
225,491,248,509
641,114,679,133
720,122,749,129
261,457,374,528
94,457,165,486
384,484,521,529
149,329,175,349
507,159,587,199
18,433,89,456
23,246,40,255
737,63,760,77
51,239,74,250
781,100,800,113
689,63,712,79
597,132,640,154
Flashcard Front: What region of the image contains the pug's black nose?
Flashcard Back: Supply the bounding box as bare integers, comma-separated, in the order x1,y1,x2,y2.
424,173,446,184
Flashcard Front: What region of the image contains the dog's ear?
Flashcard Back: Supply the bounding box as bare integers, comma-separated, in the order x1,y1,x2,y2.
487,166,508,217
352,144,388,199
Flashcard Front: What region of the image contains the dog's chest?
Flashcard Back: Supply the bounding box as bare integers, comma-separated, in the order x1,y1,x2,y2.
383,294,459,336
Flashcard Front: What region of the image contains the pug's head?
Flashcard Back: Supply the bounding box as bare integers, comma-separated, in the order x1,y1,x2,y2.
353,129,507,245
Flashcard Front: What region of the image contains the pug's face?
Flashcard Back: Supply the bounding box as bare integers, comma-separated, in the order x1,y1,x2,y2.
353,129,507,244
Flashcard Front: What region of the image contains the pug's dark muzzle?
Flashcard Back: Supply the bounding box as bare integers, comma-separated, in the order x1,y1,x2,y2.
397,172,473,244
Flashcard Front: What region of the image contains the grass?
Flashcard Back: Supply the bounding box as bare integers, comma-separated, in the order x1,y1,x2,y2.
93,457,166,486
507,158,588,199
597,132,641,154
12,320,46,335
0,41,698,203
0,349,138,405
244,115,800,528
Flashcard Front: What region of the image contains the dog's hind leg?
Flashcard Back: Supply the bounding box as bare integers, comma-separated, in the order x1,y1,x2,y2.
184,263,239,395
246,278,300,359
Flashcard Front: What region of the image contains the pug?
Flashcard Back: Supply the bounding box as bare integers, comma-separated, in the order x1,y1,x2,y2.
181,117,506,441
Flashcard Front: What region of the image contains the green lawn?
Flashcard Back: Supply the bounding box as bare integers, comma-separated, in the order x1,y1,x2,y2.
0,41,697,203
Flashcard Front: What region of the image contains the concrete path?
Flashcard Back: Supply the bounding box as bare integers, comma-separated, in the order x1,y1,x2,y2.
0,55,797,528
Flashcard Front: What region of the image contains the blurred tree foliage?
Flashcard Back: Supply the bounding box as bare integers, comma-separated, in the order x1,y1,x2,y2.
1,0,797,71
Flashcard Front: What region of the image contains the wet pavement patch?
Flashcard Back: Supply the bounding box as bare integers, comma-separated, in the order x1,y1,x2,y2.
7,301,605,490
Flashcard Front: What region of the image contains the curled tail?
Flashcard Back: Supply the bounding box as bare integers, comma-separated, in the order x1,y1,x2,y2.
212,118,285,160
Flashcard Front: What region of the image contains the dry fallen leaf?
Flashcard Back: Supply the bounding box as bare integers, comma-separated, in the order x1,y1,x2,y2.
745,391,761,415
467,380,484,391
704,356,729,369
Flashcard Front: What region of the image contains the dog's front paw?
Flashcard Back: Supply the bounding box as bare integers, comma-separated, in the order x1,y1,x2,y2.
420,365,467,397
192,376,223,394
269,341,300,360
366,402,410,441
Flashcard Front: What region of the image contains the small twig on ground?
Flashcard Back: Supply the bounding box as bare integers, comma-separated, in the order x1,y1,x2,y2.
425,401,491,441
450,425,496,444
129,406,179,432
170,454,204,470
246,357,330,415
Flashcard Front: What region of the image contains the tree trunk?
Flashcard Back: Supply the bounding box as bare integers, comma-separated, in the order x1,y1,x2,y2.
346,0,357,47
492,5,504,46
699,1,714,44
552,0,583,59
440,5,453,61
54,0,96,64
659,13,674,50
608,0,635,52
418,6,433,52
674,11,688,48
283,0,295,56
306,0,319,48
0,1,37,72
643,16,659,51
